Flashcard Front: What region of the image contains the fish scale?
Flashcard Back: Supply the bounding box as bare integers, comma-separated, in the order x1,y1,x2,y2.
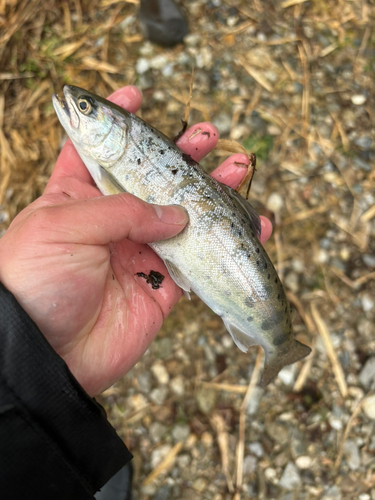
53,85,311,385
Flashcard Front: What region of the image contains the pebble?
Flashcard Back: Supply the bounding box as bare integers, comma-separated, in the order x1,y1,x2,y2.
362,395,375,420
351,94,367,105
284,272,299,294
151,362,169,385
295,456,312,469
150,386,169,405
137,372,152,393
279,462,301,490
151,444,172,469
359,357,375,388
149,54,168,70
267,192,283,213
266,422,289,445
192,478,207,492
317,248,329,263
161,63,174,77
142,483,157,496
343,440,360,470
0,210,9,224
353,157,371,172
363,254,375,268
359,494,371,500
195,46,213,69
136,57,150,74
170,375,185,397
264,467,277,482
155,337,172,358
354,136,372,150
322,485,342,500
150,422,167,443
278,364,297,385
243,455,258,475
154,485,171,500
328,414,343,431
172,424,190,442
176,454,190,468
248,441,264,457
361,293,374,312
128,393,148,411
184,33,201,46
212,112,232,135
196,387,216,414
290,428,305,457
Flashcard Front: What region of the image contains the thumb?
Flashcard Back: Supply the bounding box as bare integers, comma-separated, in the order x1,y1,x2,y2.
31,193,189,245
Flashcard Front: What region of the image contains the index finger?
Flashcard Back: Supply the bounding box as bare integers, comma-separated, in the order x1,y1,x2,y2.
47,86,143,188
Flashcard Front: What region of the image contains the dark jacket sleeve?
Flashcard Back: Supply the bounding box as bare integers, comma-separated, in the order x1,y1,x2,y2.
0,282,132,500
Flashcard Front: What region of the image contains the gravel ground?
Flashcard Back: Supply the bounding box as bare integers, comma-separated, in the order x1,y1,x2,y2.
1,1,374,498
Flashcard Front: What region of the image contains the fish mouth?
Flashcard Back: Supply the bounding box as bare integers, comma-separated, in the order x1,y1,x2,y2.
52,93,71,119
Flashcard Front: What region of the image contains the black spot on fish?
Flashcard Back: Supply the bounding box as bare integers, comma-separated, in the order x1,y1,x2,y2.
256,248,260,254
159,150,165,154
256,260,260,266
232,212,236,217
251,232,255,237
247,254,251,258
264,263,267,269
247,316,253,322
274,278,278,283
261,318,275,330
277,294,280,300
273,332,289,346
171,169,178,175
231,222,234,228
238,231,242,236
267,274,270,279
137,158,141,165
136,270,165,290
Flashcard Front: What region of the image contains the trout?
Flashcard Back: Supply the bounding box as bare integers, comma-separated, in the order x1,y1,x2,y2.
53,86,311,385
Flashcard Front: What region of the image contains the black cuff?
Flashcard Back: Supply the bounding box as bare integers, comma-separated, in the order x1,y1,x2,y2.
0,282,132,500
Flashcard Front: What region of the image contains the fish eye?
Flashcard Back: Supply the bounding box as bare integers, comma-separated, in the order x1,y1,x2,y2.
77,97,92,115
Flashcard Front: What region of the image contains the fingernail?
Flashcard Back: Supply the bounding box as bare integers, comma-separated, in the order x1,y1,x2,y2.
153,205,189,225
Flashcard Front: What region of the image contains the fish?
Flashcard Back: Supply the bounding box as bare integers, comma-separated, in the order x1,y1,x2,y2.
52,85,311,385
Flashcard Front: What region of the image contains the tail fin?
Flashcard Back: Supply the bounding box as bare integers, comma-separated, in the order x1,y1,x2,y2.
260,340,311,387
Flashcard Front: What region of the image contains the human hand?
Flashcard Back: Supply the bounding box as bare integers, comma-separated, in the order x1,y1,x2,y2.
0,86,272,396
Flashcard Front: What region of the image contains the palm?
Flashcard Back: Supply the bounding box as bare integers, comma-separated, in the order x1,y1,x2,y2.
0,86,272,396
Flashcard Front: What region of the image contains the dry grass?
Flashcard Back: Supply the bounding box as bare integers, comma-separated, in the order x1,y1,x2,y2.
1,0,375,498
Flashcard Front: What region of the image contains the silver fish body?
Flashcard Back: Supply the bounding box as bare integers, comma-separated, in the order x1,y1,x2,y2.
53,85,311,385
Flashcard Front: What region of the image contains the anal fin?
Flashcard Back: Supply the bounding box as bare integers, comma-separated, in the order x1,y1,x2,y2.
222,317,260,353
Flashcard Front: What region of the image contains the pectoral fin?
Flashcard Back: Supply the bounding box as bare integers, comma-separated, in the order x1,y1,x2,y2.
164,260,192,300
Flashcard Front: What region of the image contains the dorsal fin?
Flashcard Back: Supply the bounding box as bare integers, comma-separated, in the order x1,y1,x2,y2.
220,184,261,238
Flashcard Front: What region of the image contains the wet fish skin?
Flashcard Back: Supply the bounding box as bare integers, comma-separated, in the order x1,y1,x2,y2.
52,85,311,385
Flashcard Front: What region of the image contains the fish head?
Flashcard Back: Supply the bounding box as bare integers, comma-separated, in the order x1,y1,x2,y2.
52,85,128,167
